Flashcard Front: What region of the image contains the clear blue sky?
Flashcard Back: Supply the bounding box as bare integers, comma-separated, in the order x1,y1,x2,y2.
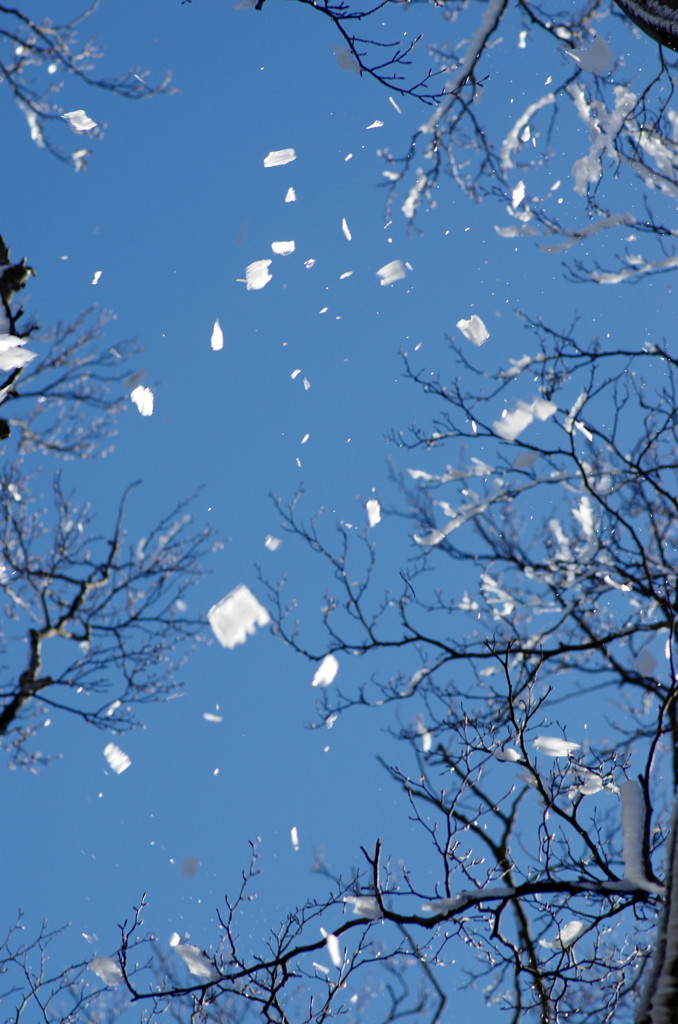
2,2,674,1020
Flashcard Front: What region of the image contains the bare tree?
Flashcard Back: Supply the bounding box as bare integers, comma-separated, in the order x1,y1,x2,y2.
0,234,212,769
0,1,172,165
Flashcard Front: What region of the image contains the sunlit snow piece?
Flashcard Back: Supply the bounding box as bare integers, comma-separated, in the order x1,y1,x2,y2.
376,259,405,285
456,314,489,346
72,148,90,171
344,895,382,918
533,736,580,757
312,654,339,687
366,498,381,527
271,240,295,255
208,585,270,648
539,920,586,949
366,120,384,129
264,534,281,551
389,96,402,114
493,397,556,441
284,187,296,203
290,825,300,850
565,34,614,73
89,956,123,986
263,148,296,167
322,929,342,968
494,747,521,762
245,259,272,290
416,713,432,752
211,319,224,351
334,45,360,72
341,218,352,241
339,271,353,279
62,109,98,133
130,385,154,417
91,270,102,285
511,180,526,209
203,712,223,723
173,942,219,981
0,333,36,371
103,742,131,774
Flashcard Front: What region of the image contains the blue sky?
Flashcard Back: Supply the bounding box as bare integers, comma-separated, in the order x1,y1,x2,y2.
2,1,676,1020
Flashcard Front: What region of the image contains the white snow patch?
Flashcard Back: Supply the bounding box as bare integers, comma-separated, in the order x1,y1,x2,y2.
263,148,296,167
540,920,585,949
103,742,131,774
495,747,521,762
511,180,526,208
203,712,223,723
494,397,556,441
271,240,295,255
312,654,339,687
284,187,296,203
325,932,342,968
265,534,281,551
62,109,97,132
89,957,123,986
534,736,580,757
344,896,382,918
341,218,352,241
208,585,270,648
174,943,219,981
211,319,224,351
456,314,489,346
245,259,272,290
366,120,384,129
339,271,353,279
377,259,405,285
91,270,102,286
366,498,381,527
290,826,300,850
130,385,154,416
0,334,36,371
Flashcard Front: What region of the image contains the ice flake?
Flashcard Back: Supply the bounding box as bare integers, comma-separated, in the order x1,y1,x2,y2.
540,920,585,949
203,712,223,723
290,825,300,850
130,385,154,416
494,398,556,441
511,180,526,208
312,654,339,687
334,46,360,72
341,217,352,241
62,109,97,133
303,377,310,390
91,270,102,285
169,933,181,947
271,240,295,255
211,319,224,351
344,896,382,918
0,334,37,371
366,499,381,527
290,369,301,379
89,957,123,986
208,585,270,648
339,271,353,279
389,96,402,114
366,120,384,129
284,187,296,203
103,742,131,774
566,34,614,74
265,534,281,551
174,943,219,981
72,148,90,171
456,315,489,346
416,714,432,752
304,259,316,269
534,736,580,757
325,932,342,968
301,432,310,444
263,148,296,167
377,259,405,285
245,259,272,290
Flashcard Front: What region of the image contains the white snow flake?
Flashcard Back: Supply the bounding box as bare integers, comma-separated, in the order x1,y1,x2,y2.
540,921,586,949
263,148,296,167
271,240,295,255
62,109,97,133
456,315,489,346
130,385,154,416
211,319,224,351
103,742,131,774
533,736,580,757
89,957,123,986
0,334,36,371
284,187,296,203
377,259,405,285
245,259,272,290
366,499,381,527
208,585,270,648
312,654,339,687
341,218,352,241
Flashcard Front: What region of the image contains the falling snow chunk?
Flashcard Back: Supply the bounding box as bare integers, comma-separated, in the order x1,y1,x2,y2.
62,109,97,132
389,96,402,114
312,654,339,687
304,259,316,269
344,896,382,919
265,534,281,551
91,270,102,285
263,148,296,167
534,736,580,757
366,499,381,527
511,181,526,208
494,398,556,442
341,218,352,241
245,259,272,290
566,34,614,74
290,826,300,851
334,45,360,72
301,432,310,444
211,319,224,351
130,385,154,416
495,747,521,762
89,957,123,986
284,187,296,203
325,933,341,968
103,742,131,774
208,585,270,649
377,259,405,286
339,271,353,280
366,120,384,129
174,943,219,981
456,315,489,347
540,921,586,950
271,240,295,255
203,712,223,723
0,334,36,371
